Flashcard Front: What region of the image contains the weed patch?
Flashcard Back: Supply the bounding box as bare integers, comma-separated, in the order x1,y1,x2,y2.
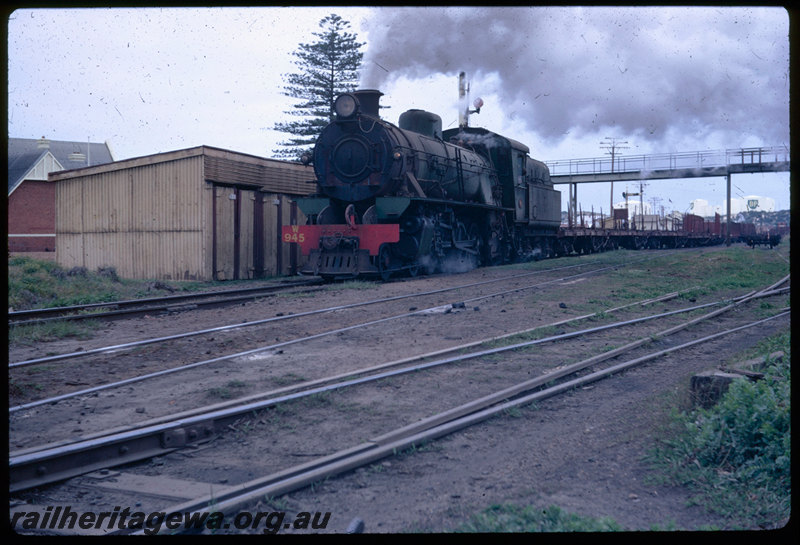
456,504,622,532
645,331,791,529
9,320,99,345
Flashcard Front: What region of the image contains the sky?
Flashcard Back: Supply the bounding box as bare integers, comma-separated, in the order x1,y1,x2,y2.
7,6,791,213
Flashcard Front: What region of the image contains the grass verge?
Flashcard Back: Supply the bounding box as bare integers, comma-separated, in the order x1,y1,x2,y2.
644,331,791,530
456,504,622,532
8,255,217,311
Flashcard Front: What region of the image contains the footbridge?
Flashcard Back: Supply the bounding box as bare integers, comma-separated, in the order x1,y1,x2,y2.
546,146,789,245
546,146,789,184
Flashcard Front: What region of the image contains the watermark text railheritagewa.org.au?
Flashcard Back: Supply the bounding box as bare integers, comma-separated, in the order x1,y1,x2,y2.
11,505,331,535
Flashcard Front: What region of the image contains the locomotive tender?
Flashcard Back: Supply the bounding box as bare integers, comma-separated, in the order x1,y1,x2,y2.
283,88,562,280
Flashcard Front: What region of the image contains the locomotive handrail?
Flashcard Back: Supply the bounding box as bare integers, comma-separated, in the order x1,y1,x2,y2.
545,146,790,176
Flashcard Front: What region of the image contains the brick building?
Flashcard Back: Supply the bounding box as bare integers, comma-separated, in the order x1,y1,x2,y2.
7,137,114,252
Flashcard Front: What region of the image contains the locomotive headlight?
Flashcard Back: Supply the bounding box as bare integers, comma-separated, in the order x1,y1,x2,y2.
393,149,403,161
334,94,358,118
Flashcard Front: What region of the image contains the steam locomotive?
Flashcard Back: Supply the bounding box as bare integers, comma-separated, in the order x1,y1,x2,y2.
283,88,562,280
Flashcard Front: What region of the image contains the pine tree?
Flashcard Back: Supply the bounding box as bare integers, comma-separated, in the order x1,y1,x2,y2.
272,14,365,160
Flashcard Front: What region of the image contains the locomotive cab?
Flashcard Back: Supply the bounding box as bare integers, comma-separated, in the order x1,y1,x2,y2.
440,127,561,229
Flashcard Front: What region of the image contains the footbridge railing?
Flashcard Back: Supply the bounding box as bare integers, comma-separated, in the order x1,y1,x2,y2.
546,146,790,178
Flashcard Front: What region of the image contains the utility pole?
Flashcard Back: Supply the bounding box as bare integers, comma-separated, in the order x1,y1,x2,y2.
640,182,644,216
600,137,629,228
726,173,731,246
651,195,662,230
639,181,646,228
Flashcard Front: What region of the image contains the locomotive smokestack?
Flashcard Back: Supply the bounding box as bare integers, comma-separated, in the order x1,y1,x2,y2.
352,89,383,118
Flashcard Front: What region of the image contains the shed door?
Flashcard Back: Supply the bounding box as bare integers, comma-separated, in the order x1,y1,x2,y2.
213,185,261,280
213,186,237,280
214,186,306,280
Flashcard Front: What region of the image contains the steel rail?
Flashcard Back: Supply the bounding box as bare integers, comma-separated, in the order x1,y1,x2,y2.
10,260,601,368
10,276,788,420
7,278,324,325
136,308,790,535
12,285,711,450
11,247,713,368
9,263,623,412
9,283,786,492
7,289,328,327
5,298,720,491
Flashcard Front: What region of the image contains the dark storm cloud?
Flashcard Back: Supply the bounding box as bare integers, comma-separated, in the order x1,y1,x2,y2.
361,7,789,148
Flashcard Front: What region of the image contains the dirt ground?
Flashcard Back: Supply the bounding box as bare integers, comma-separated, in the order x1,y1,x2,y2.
9,248,791,534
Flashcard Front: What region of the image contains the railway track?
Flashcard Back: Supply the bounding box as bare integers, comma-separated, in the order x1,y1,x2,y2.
10,245,731,369
137,312,789,535
9,247,790,534
10,293,789,533
9,259,611,370
9,276,788,493
7,277,324,326
9,249,787,423
10,258,663,414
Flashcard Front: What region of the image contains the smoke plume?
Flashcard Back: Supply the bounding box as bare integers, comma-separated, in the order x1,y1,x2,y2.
361,7,789,149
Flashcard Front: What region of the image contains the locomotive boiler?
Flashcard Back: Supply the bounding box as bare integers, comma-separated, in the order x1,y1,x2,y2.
283,88,562,280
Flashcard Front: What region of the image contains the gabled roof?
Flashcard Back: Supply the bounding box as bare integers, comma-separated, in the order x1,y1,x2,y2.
48,145,316,196
8,137,114,194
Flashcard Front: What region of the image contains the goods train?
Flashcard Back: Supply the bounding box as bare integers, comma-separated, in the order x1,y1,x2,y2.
282,88,751,281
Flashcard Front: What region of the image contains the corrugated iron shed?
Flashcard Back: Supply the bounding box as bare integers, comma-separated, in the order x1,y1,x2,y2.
51,146,314,280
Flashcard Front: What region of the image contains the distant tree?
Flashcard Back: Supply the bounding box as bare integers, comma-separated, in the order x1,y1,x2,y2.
271,14,365,160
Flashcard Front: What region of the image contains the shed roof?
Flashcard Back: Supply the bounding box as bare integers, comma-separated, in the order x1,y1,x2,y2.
48,145,316,196
8,137,114,194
